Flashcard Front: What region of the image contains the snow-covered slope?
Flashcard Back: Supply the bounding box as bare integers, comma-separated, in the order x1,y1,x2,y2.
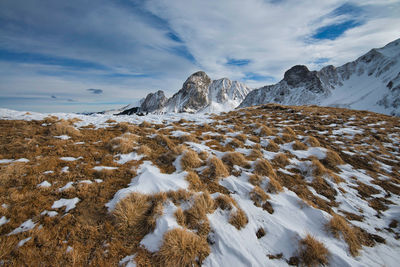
1,106,399,266
239,38,400,116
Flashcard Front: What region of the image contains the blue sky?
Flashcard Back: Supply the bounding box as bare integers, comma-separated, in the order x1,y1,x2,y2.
0,0,399,113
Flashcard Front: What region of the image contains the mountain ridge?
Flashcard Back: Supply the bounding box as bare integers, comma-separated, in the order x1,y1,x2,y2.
239,38,400,116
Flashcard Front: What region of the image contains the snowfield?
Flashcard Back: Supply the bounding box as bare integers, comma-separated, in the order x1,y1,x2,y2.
0,105,399,266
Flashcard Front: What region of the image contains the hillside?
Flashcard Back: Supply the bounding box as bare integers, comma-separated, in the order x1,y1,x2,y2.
0,105,399,266
240,38,400,116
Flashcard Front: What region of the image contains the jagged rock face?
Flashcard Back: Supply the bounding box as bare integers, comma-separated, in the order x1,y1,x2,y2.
165,71,212,113
140,90,168,113
239,38,400,116
284,65,323,93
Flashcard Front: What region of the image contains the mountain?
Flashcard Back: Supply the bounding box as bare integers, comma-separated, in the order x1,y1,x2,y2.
118,90,167,115
239,38,400,116
118,71,252,115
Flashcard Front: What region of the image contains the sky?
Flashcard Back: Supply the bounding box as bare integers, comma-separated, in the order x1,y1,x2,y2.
0,0,399,113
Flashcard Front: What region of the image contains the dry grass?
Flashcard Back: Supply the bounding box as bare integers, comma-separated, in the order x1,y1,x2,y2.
326,214,361,256
198,151,209,161
214,194,235,210
254,159,276,178
265,140,280,152
185,171,204,191
49,121,81,137
229,208,248,230
299,234,329,266
272,153,290,167
180,150,202,170
257,126,273,136
108,133,137,153
248,174,265,186
292,140,308,150
250,186,269,207
305,136,320,147
267,177,284,193
247,149,263,161
113,193,161,238
222,152,249,168
204,157,229,180
156,228,210,266
137,144,152,157
311,158,328,177
256,228,266,239
321,150,344,170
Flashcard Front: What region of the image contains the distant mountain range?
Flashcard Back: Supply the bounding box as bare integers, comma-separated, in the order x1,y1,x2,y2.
113,38,400,116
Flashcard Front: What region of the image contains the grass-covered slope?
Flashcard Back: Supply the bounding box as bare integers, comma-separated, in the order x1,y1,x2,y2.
0,104,399,266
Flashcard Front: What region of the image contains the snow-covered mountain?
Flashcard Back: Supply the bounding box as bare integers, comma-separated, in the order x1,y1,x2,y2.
239,38,400,116
119,71,252,115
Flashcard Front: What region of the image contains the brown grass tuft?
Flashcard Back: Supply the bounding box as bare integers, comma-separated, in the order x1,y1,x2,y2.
321,150,344,170
204,157,229,180
229,208,248,230
299,234,329,266
265,140,280,152
113,193,165,239
292,140,308,150
248,174,265,186
222,152,249,168
108,133,137,153
214,194,235,210
175,207,186,227
198,151,209,161
156,228,210,266
180,150,202,170
256,228,266,239
305,136,320,147
254,159,276,178
311,159,327,177
267,177,284,193
250,186,269,207
49,121,81,137
326,214,361,256
137,145,152,157
140,121,152,128
185,171,204,191
258,126,273,136
272,153,290,167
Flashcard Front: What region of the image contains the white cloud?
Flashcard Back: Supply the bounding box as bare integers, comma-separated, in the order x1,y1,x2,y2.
0,0,399,112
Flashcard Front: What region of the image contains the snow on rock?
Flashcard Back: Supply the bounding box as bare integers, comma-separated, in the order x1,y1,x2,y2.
58,182,74,192
17,237,32,247
51,198,80,212
0,216,10,226
41,210,58,217
8,219,36,235
119,255,137,267
106,161,188,211
140,201,181,252
115,152,143,164
37,181,51,188
0,159,14,164
60,156,82,161
54,135,70,140
93,166,118,171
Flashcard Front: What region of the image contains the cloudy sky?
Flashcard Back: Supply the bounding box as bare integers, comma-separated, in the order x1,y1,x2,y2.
0,0,399,113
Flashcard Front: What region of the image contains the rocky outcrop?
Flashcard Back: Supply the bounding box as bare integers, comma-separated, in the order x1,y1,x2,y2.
164,71,212,113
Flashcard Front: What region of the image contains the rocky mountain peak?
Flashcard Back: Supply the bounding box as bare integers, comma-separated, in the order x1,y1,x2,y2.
140,90,168,113
283,65,320,88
